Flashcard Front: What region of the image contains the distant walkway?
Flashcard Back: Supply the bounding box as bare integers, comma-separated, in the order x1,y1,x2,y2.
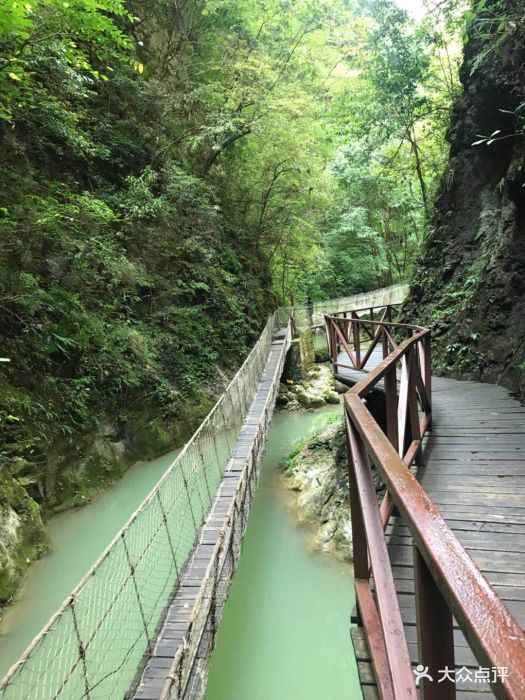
294,282,409,329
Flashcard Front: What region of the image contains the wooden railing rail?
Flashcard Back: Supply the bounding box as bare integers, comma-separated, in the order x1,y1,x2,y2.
324,305,420,376
324,312,525,700
310,301,402,330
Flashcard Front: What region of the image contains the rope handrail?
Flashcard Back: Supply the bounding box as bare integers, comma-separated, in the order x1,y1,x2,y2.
324,310,525,699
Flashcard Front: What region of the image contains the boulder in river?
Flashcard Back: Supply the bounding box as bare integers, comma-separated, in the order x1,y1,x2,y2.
282,413,385,560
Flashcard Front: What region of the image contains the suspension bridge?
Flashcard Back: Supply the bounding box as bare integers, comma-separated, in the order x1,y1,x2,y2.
1,282,524,700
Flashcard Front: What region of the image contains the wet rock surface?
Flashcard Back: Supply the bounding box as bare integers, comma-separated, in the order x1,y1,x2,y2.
277,364,341,411
282,415,385,560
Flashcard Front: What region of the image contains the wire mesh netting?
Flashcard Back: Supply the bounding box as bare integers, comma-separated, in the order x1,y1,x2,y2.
292,282,409,329
161,459,256,700
160,330,285,700
0,311,290,700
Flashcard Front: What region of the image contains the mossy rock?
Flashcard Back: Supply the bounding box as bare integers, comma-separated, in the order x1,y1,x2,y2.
294,387,325,408
323,390,340,405
315,350,331,363
0,475,49,605
132,418,171,458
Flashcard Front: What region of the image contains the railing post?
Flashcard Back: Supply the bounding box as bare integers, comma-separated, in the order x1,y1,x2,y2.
414,547,455,700
382,329,399,452
327,319,339,374
345,411,368,626
397,354,410,458
351,312,361,369
416,333,432,431
407,348,422,466
424,333,432,428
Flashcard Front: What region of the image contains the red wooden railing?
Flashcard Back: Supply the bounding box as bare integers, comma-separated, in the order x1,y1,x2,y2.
324,311,525,700
325,303,402,374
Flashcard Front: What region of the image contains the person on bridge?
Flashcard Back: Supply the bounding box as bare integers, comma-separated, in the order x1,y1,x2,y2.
306,295,314,326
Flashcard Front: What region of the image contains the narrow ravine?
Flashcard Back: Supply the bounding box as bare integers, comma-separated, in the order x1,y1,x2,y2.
205,407,361,700
0,447,180,679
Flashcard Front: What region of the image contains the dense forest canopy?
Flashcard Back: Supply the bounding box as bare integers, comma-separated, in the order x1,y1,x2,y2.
1,0,464,301
0,0,500,602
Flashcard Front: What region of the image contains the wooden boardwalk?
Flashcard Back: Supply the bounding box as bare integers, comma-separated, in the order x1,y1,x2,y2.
335,346,385,388
342,350,525,699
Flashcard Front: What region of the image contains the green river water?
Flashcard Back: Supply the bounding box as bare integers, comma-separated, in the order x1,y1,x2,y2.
0,408,360,699
0,448,181,679
205,408,361,700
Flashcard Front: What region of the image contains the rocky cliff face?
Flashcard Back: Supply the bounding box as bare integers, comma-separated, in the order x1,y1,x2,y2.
0,473,48,603
284,419,352,557
404,3,525,399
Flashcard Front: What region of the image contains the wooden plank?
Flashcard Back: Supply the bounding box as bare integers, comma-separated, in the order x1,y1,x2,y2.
388,544,525,575
416,476,525,486
387,532,525,554
352,624,481,667
420,451,525,461
357,662,493,695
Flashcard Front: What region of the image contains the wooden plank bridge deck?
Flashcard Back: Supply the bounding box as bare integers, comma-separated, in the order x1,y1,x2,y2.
339,350,525,699
133,326,291,700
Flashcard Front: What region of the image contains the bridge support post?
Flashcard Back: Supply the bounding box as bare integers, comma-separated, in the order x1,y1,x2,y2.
414,546,455,700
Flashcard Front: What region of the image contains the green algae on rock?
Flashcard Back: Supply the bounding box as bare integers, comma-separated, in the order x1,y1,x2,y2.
282,412,386,560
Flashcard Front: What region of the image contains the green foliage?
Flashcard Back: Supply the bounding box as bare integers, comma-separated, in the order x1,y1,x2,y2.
0,0,135,122
308,410,342,435
0,472,48,602
282,410,342,476
314,205,389,298
0,0,460,523
0,0,281,512
298,0,462,299
464,0,524,74
465,0,525,149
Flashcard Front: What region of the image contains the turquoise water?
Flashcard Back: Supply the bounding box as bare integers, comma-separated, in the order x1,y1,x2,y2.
0,408,361,699
0,447,180,679
205,408,361,700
